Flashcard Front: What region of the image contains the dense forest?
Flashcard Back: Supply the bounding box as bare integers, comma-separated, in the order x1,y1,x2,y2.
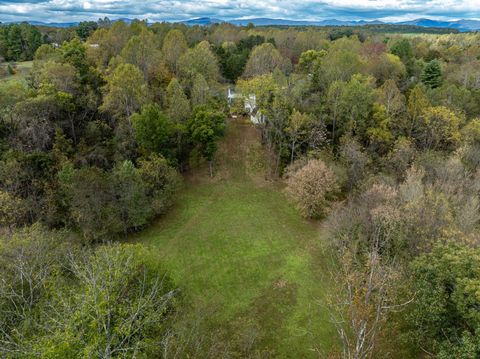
1,19,480,358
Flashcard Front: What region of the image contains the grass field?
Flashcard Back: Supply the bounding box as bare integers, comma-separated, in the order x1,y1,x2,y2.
133,120,338,357
0,61,33,82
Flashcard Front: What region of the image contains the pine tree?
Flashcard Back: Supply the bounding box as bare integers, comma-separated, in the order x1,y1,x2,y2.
421,59,442,89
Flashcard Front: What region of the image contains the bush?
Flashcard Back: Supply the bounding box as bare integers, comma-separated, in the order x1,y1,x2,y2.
284,159,338,218
6,64,16,75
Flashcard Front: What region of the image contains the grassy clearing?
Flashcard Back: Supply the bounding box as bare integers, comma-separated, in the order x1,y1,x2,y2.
0,61,33,83
133,120,337,357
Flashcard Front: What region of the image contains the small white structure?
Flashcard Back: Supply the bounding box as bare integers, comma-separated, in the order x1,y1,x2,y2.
227,87,264,124
227,87,241,105
88,43,100,48
244,93,256,112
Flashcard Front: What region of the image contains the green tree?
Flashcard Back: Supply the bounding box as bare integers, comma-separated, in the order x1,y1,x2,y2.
59,164,121,241
390,38,413,74
0,23,42,61
326,79,345,143
191,73,210,108
317,49,363,87
132,103,179,159
60,38,93,83
368,53,406,85
138,154,180,216
0,80,28,111
0,237,177,358
335,74,376,143
112,160,150,234
0,190,25,232
166,78,191,124
377,79,405,119
187,107,226,176
101,63,148,119
297,49,326,74
120,29,162,82
237,73,278,113
408,242,480,358
421,59,442,89
75,21,98,40
36,60,78,94
178,41,220,84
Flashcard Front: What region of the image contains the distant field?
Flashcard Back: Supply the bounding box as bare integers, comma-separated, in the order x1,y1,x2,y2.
132,120,338,357
0,61,33,82
394,33,443,38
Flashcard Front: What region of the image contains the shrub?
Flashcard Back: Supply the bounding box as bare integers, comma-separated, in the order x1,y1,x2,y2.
6,64,16,75
284,159,338,218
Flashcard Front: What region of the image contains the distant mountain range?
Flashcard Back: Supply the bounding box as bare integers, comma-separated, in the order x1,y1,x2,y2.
4,17,480,32
182,17,480,31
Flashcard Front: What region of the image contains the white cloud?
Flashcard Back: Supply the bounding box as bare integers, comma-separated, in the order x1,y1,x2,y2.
0,0,478,23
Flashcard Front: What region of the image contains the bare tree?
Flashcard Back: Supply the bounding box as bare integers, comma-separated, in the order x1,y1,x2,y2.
327,186,413,359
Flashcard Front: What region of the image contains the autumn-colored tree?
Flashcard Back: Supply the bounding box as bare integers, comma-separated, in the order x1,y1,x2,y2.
367,53,406,85
285,110,312,164
367,103,393,154
162,29,188,74
406,84,430,137
416,106,461,151
377,79,405,119
243,43,289,78
284,159,338,218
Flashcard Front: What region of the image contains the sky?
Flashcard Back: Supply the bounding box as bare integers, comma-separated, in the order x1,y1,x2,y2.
0,0,479,24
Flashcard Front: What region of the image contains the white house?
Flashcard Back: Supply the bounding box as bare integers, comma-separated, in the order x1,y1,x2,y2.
227,87,265,124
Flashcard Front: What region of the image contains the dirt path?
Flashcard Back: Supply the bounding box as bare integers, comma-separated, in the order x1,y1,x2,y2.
188,118,271,186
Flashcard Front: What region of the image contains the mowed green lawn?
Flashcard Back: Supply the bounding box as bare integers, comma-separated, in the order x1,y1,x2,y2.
134,121,338,357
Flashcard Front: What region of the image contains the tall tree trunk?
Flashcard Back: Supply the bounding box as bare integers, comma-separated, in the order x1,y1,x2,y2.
209,160,213,178
290,140,296,164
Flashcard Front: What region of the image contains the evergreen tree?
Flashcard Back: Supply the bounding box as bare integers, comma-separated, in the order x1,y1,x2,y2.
421,59,442,89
